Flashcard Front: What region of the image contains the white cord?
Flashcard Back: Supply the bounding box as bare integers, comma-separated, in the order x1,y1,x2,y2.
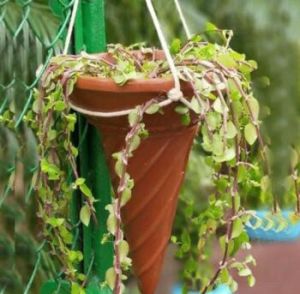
174,0,191,39
145,0,181,92
63,0,80,55
68,98,173,118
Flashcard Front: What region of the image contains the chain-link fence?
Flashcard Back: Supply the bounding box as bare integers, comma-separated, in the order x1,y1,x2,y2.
0,1,74,292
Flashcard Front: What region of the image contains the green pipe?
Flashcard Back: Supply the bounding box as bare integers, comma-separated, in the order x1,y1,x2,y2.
76,0,114,282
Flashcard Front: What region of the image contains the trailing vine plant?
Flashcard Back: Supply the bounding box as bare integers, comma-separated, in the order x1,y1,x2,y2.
27,27,299,293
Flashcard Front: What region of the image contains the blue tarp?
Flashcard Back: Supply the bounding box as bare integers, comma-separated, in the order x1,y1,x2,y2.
172,284,231,294
246,210,300,241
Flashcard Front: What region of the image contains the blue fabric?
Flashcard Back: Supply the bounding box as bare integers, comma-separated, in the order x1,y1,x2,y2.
246,210,300,241
172,284,231,294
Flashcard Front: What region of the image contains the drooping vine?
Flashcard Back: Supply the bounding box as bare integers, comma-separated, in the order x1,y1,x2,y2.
29,29,300,293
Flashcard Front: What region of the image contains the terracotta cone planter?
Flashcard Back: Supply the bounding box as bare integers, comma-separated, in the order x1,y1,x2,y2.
70,51,200,294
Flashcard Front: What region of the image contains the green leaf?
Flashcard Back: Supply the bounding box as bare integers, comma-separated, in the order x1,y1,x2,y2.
79,183,93,198
129,134,141,153
220,268,230,284
47,217,64,228
66,78,77,97
228,79,241,101
170,38,182,54
207,112,221,130
105,267,116,290
41,159,61,180
205,22,218,31
234,195,241,211
231,231,249,256
245,255,256,266
181,230,191,253
65,113,77,131
213,98,223,113
248,97,260,120
71,282,85,294
238,267,252,277
248,60,258,70
32,99,40,113
68,250,83,263
244,123,257,145
119,240,130,262
113,74,126,85
214,147,236,163
248,275,256,287
75,178,85,186
121,187,132,206
226,121,238,139
175,105,189,114
190,97,201,114
217,54,236,68
80,205,91,227
54,101,66,111
145,103,160,114
107,214,117,235
212,134,224,156
181,113,191,126
59,226,73,244
128,109,139,127
114,157,123,178
191,35,202,42
232,218,244,239
48,129,57,141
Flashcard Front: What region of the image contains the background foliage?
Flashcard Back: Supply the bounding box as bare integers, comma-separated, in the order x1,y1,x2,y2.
1,0,300,292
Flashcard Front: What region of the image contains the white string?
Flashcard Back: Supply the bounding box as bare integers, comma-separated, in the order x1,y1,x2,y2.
68,98,173,118
63,0,80,55
66,0,197,118
174,0,191,39
145,0,181,92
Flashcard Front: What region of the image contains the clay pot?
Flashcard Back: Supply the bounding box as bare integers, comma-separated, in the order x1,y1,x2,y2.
69,50,200,294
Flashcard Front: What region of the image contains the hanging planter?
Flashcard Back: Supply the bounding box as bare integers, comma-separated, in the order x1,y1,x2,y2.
69,50,200,294
33,36,261,294
31,0,269,293
246,210,300,242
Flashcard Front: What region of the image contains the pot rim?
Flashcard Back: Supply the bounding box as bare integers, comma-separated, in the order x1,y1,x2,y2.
75,75,180,93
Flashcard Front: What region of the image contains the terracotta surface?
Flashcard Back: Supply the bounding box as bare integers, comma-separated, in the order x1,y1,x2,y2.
70,51,199,294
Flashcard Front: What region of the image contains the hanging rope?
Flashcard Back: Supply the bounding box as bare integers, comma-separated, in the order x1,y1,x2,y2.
63,0,80,54
68,97,173,117
66,0,197,117
174,0,191,39
145,0,181,91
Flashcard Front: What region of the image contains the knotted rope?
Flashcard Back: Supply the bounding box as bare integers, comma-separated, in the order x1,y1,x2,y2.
64,0,195,117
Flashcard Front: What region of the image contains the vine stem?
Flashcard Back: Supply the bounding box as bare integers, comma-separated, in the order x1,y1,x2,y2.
230,76,277,213
215,62,276,212
113,99,159,294
202,80,240,294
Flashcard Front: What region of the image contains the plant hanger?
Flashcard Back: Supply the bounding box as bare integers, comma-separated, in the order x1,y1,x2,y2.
63,0,198,118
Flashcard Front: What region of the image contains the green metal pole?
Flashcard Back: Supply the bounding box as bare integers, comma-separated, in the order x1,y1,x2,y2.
43,1,113,293
74,0,114,284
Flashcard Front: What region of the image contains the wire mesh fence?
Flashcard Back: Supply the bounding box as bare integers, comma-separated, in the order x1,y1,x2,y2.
0,1,74,292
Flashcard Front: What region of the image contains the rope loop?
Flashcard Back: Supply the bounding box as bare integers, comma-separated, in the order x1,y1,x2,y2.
168,88,183,102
